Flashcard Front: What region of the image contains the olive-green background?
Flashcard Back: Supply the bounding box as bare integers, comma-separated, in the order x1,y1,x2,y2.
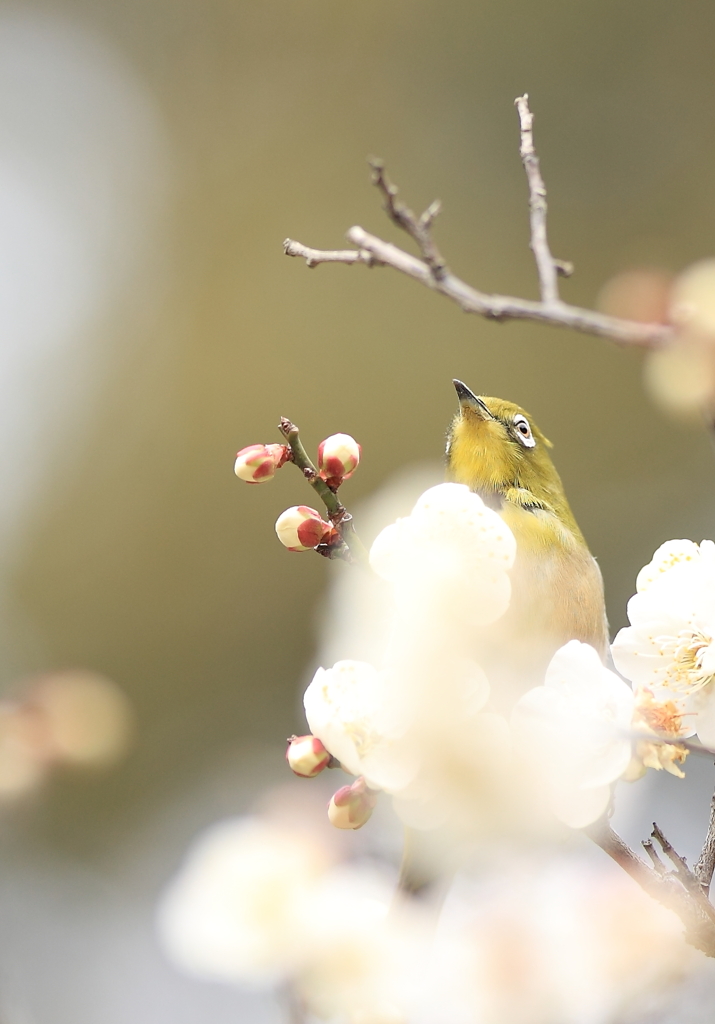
7,0,715,872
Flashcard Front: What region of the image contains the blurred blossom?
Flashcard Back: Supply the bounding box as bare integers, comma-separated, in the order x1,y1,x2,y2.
670,259,715,334
295,869,428,1024
27,670,133,766
157,817,331,986
512,641,634,828
0,670,131,798
0,703,47,797
157,813,430,1021
430,857,696,1024
305,484,518,841
612,538,715,747
369,483,516,629
645,259,715,415
159,814,696,1024
597,267,673,324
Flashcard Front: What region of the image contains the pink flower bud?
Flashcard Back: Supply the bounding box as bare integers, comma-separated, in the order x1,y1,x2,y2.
327,776,377,830
234,444,289,484
317,433,361,488
275,506,332,551
286,734,331,777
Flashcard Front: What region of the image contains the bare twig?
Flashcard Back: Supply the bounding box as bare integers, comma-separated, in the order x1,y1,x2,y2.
285,231,668,346
278,417,367,563
284,98,674,349
282,239,376,268
651,823,715,927
369,159,447,278
642,838,666,874
514,94,564,306
585,819,715,957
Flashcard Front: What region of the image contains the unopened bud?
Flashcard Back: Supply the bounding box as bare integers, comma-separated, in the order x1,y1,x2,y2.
275,506,332,551
327,776,377,830
286,734,331,777
234,444,289,484
318,433,361,488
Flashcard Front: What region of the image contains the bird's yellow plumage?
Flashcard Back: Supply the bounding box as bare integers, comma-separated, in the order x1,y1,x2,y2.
446,380,608,702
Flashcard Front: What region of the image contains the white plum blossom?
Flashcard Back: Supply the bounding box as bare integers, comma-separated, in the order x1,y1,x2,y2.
304,483,521,837
512,641,635,828
611,539,715,747
303,660,409,789
369,483,516,629
156,817,330,985
429,856,695,1024
156,814,431,1020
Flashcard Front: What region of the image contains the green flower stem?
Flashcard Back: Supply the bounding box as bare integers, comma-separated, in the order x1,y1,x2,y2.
278,417,367,563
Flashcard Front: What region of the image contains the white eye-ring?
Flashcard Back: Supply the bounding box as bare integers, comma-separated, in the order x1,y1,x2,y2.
513,414,536,448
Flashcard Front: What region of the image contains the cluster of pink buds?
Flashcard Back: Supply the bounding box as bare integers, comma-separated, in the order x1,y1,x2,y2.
234,428,360,555
285,737,377,830
318,433,361,490
234,444,290,484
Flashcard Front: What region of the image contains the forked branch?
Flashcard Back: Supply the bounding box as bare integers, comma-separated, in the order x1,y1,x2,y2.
586,816,715,958
284,95,673,349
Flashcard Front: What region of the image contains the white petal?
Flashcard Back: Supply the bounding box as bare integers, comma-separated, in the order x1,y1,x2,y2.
695,689,715,749
636,539,702,592
550,784,611,829
544,640,604,693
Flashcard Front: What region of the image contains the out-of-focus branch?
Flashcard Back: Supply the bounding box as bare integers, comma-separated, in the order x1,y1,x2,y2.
278,417,367,563
586,819,715,957
284,96,674,349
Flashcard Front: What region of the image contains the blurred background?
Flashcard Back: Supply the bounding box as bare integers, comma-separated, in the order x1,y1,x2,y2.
1,0,715,1020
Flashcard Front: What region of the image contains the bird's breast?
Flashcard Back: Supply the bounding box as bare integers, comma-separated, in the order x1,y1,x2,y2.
473,502,609,707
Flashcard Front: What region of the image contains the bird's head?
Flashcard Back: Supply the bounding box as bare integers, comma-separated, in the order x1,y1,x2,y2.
446,380,578,534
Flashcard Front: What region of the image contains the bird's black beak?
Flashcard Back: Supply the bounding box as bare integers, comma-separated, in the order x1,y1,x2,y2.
453,379,493,420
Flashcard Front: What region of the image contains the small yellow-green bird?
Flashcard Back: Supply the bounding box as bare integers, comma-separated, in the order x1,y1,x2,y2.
446,380,608,702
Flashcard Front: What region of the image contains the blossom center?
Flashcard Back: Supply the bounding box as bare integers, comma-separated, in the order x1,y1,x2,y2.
633,688,685,736
656,629,715,694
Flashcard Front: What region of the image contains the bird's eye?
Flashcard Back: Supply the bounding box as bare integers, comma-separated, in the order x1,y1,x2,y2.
513,415,536,448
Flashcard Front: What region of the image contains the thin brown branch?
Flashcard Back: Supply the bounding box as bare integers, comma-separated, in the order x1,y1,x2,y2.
368,159,446,278
651,822,715,926
695,776,715,893
585,819,715,957
286,228,671,347
284,97,674,349
282,239,375,268
278,417,367,564
642,838,666,874
514,94,564,306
